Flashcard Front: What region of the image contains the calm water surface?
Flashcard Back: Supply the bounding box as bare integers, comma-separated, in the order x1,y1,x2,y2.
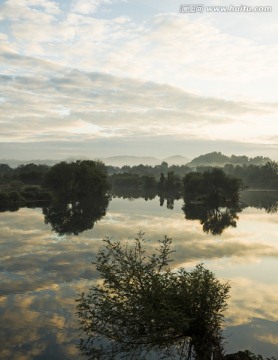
1,193,278,359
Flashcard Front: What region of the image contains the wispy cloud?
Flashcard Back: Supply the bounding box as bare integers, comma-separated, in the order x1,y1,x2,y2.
71,0,112,15
0,0,278,158
1,57,278,151
1,1,278,99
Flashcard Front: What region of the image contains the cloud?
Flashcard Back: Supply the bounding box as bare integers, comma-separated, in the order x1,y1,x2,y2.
1,2,278,99
0,0,60,22
71,0,112,14
225,277,278,327
0,281,83,359
1,0,278,158
256,333,278,345
1,55,278,151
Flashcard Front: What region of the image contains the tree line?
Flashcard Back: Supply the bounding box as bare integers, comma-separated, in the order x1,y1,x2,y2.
108,161,278,190
1,159,278,188
0,161,252,236
0,160,110,211
1,159,278,211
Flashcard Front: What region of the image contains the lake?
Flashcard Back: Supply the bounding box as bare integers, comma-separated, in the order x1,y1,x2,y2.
0,191,278,359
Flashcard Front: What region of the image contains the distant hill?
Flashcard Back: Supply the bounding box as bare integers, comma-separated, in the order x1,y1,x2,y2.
187,152,271,167
164,155,189,166
100,155,190,167
0,156,189,168
99,156,162,167
1,152,272,168
0,158,58,168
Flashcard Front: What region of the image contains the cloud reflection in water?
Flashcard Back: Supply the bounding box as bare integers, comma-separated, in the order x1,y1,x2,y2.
0,197,278,358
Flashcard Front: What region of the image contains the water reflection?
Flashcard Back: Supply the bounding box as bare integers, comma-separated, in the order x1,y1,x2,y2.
111,190,278,234
43,194,110,236
158,193,180,210
112,187,157,201
240,190,278,213
182,201,243,235
0,198,278,358
111,189,278,214
1,190,278,238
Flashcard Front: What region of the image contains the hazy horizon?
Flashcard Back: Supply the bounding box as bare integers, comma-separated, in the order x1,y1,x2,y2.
0,0,277,160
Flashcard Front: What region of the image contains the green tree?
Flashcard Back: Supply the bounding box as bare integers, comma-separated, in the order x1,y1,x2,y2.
183,168,242,203
44,160,110,197
158,172,165,191
183,172,205,201
0,163,13,175
142,175,157,190
76,233,230,359
43,160,110,235
16,163,50,185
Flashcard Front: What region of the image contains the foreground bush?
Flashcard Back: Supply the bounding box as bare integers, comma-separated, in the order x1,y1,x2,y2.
76,232,230,359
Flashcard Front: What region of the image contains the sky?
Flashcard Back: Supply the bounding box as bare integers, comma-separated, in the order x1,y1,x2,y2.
0,0,278,161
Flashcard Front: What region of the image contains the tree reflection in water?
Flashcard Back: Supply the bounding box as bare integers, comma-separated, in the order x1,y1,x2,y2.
182,201,243,235
240,190,278,214
43,193,110,235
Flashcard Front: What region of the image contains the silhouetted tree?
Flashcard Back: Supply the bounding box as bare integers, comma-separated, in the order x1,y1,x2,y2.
142,175,157,190
0,190,24,212
42,160,110,235
183,168,242,203
158,172,165,191
16,163,50,185
44,160,110,197
0,164,13,175
76,233,230,359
